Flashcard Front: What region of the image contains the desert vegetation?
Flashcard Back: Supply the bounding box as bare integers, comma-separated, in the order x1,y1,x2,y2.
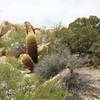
0,16,100,100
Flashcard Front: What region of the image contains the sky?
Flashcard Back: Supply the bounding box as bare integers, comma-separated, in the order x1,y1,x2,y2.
0,0,100,28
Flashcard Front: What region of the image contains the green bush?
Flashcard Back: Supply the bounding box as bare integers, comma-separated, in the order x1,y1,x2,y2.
67,16,100,55
0,63,22,89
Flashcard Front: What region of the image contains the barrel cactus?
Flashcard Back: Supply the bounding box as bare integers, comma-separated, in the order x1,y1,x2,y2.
26,33,38,63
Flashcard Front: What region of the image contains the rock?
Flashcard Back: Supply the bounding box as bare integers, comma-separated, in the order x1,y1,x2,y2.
0,56,6,64
0,48,6,56
0,21,12,37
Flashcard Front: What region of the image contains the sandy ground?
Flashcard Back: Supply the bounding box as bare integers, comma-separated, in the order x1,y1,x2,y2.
75,67,100,100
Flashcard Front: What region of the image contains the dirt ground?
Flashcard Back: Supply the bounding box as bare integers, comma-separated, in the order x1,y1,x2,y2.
65,67,100,100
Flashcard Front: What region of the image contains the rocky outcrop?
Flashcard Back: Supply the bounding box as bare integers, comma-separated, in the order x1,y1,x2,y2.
0,21,12,37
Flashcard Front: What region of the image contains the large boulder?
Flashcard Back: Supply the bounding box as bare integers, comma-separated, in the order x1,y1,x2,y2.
0,21,12,37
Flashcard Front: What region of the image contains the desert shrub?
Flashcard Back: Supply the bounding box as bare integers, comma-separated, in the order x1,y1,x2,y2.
14,75,44,100
0,63,22,89
61,72,92,99
0,91,7,100
35,46,90,79
37,29,51,44
0,63,23,100
6,57,23,70
66,55,90,72
90,55,100,67
67,16,100,55
64,16,100,66
37,26,69,56
33,86,70,100
0,29,26,57
32,75,71,100
35,52,68,79
67,27,99,54
0,62,45,100
48,27,69,54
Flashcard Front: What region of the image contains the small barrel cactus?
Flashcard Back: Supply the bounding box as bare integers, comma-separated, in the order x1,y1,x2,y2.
26,33,38,63
20,54,35,72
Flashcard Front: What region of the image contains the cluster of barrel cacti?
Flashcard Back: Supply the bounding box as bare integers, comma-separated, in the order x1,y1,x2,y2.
0,21,48,73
